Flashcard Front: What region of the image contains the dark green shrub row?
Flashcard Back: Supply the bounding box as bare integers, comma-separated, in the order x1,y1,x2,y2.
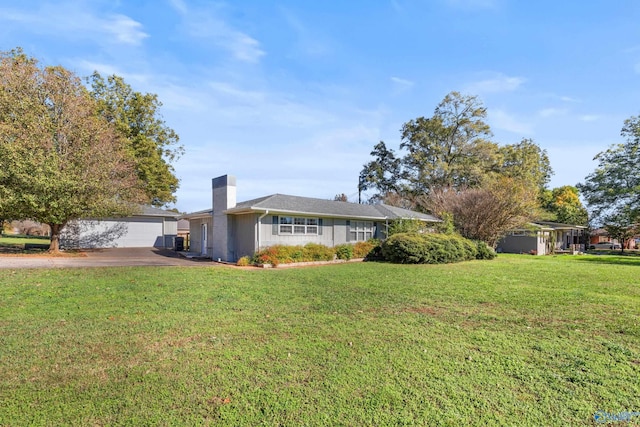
380,233,495,264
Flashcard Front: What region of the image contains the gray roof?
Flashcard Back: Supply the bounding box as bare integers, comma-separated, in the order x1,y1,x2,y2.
226,194,440,222
535,221,587,230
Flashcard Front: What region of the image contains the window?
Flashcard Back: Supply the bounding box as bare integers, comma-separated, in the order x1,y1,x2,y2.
350,221,374,241
279,216,319,235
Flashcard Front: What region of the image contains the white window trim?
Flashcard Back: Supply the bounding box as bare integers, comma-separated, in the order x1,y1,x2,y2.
278,216,319,235
349,220,374,241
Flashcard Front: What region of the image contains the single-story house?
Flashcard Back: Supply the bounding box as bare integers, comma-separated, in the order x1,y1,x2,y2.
181,174,440,262
589,228,637,249
497,221,588,255
60,205,180,249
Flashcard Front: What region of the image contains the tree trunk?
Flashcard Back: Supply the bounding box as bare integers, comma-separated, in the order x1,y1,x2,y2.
49,223,62,253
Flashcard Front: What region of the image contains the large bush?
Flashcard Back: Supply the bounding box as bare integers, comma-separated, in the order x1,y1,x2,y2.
380,232,493,264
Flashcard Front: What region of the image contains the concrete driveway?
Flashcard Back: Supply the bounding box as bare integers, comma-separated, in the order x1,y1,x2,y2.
0,248,214,269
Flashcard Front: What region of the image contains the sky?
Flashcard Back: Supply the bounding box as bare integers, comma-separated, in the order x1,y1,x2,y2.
2,0,640,213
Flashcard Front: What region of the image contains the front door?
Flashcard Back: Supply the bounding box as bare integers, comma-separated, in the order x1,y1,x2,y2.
201,223,208,255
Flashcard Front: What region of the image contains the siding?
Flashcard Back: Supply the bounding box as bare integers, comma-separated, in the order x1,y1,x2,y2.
61,217,171,248
189,217,213,256
234,213,257,260
258,216,335,248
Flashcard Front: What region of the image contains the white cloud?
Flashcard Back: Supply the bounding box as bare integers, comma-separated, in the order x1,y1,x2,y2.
391,76,414,87
466,73,525,93
105,14,149,45
0,5,148,46
171,3,265,63
538,108,568,118
489,109,533,135
579,114,601,122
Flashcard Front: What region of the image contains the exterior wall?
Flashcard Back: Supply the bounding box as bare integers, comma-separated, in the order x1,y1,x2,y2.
188,217,213,256
497,233,546,255
257,215,337,249
234,213,258,260
61,216,176,249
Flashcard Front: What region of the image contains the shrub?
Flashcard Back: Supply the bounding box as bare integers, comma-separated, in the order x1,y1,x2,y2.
252,243,335,265
236,256,251,266
334,244,353,260
353,239,379,258
388,219,429,236
303,243,335,261
380,232,488,264
474,240,497,260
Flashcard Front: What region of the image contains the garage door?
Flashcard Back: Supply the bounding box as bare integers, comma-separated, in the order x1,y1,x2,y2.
68,218,166,248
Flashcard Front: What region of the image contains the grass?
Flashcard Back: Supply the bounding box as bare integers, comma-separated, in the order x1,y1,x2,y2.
0,254,639,426
0,234,51,252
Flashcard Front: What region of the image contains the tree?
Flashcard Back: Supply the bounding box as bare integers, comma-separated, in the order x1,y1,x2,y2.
87,72,183,207
539,186,589,226
399,91,498,193
603,208,639,253
578,116,640,229
359,141,402,203
498,138,552,191
424,176,538,247
0,49,143,251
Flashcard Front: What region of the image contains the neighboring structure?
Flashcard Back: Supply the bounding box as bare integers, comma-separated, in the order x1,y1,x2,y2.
177,219,190,250
181,174,440,262
497,221,588,255
61,206,180,249
589,228,637,249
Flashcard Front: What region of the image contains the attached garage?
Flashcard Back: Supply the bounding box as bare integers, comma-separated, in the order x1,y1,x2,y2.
61,206,179,249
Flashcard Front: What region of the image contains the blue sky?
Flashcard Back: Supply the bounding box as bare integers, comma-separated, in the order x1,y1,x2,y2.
2,0,640,212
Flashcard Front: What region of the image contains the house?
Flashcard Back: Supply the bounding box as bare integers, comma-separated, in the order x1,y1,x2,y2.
589,228,637,249
497,221,588,255
60,205,180,249
181,175,440,262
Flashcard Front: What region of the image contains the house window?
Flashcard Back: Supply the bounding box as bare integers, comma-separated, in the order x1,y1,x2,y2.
279,216,318,235
350,221,374,241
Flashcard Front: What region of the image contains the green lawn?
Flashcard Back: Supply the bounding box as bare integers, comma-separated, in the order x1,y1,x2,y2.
0,255,639,426
0,234,50,251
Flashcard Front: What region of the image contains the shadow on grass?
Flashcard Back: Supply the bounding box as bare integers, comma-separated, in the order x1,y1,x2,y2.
575,254,640,267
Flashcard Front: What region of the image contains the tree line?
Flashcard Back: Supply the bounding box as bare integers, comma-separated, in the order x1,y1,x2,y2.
0,48,182,251
358,91,639,248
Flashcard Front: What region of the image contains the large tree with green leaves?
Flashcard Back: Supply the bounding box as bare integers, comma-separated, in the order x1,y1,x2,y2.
87,72,183,207
359,92,552,212
578,116,640,230
399,91,499,194
498,138,552,191
539,186,589,226
0,49,144,251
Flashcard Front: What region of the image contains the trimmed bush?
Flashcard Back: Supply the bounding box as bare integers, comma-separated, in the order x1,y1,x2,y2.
474,240,497,260
353,239,379,258
380,232,489,264
303,243,335,261
236,256,251,266
334,244,354,260
252,243,335,266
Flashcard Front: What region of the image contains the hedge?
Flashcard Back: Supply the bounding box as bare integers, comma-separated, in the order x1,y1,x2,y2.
380,233,495,264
